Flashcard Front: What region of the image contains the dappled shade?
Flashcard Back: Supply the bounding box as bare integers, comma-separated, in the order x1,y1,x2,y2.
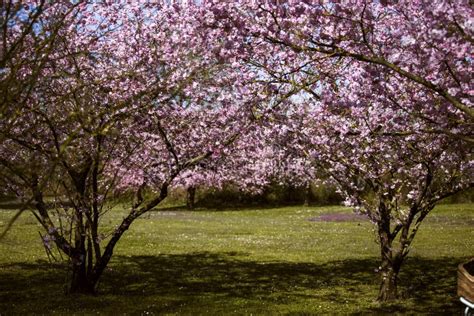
0,253,465,314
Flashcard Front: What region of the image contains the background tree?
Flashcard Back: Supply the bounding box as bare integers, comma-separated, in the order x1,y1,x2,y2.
172,108,318,207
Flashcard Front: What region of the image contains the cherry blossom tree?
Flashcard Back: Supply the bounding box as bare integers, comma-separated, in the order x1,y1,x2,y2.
0,2,264,294
288,100,472,301
200,0,473,301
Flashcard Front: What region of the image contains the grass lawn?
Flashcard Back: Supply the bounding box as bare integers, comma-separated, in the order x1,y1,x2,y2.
0,203,472,314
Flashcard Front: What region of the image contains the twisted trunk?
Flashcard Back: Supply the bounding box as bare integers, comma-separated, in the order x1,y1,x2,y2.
375,203,417,301
377,247,403,301
376,202,404,301
378,263,400,301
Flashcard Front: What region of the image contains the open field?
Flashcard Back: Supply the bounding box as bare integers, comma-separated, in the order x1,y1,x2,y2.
0,203,473,314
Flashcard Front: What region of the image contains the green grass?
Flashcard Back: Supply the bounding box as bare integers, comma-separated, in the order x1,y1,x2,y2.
0,204,472,314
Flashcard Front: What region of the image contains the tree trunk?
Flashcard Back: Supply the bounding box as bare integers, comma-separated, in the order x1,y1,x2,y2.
303,182,311,206
69,258,96,294
88,182,171,292
286,184,293,203
378,260,400,301
186,186,196,210
376,205,403,302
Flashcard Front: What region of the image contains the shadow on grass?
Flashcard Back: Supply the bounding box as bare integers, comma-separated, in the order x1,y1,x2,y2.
0,254,465,314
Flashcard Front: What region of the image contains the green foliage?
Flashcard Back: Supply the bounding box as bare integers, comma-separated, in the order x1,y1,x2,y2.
440,187,474,204
310,183,343,206
0,204,472,314
196,185,268,208
188,182,343,209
